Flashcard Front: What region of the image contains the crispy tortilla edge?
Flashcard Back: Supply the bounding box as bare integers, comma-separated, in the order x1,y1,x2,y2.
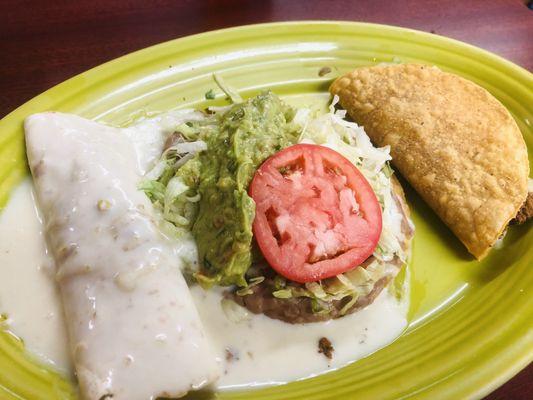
330,64,529,260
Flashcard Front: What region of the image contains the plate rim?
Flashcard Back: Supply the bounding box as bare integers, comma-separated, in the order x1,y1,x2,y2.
0,20,531,400
2,20,532,123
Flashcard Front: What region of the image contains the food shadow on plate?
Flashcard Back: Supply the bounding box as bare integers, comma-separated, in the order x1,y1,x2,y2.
473,222,532,284
158,388,217,400
396,173,531,284
316,78,335,93
391,173,472,261
337,110,472,262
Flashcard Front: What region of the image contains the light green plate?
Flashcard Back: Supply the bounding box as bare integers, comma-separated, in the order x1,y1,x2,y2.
0,21,531,400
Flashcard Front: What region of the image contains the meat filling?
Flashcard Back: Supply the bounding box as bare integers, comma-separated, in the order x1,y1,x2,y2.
511,192,533,225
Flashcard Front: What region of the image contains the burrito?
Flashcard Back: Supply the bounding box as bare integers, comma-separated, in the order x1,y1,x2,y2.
25,113,219,400
330,64,530,259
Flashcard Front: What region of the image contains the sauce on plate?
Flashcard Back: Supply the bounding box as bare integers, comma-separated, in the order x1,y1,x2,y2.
0,111,409,389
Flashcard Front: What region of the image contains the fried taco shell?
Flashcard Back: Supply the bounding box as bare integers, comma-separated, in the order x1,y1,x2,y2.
330,64,529,259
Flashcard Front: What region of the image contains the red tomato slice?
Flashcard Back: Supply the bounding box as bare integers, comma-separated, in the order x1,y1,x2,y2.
250,144,382,283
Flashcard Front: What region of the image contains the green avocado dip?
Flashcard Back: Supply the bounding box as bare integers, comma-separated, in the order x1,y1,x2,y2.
141,91,299,287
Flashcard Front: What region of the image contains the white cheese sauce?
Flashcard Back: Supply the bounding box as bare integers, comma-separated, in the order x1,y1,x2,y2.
0,111,409,390
0,181,408,389
192,286,407,389
0,180,72,375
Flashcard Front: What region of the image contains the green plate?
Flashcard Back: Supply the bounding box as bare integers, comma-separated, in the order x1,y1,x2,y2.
0,21,531,400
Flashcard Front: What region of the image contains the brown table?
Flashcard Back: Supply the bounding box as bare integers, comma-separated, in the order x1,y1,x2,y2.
0,0,531,398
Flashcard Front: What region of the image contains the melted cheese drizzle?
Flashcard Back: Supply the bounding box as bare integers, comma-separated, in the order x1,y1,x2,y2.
0,180,408,389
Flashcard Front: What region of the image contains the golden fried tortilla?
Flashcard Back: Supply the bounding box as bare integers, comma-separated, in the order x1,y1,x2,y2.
330,64,529,259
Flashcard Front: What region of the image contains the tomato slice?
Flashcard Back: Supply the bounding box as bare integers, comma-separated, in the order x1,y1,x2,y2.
249,144,382,283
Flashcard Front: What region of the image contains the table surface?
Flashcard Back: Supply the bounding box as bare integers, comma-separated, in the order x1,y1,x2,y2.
0,0,531,398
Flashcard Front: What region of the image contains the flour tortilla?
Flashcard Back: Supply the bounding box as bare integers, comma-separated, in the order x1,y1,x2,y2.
25,113,219,399
330,64,529,259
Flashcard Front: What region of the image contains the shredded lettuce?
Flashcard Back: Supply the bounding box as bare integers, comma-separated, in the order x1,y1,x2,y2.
264,258,396,315
138,180,166,203
213,73,243,103
235,276,265,296
246,95,412,313
139,120,212,235
221,298,251,323
272,289,292,299
297,95,407,263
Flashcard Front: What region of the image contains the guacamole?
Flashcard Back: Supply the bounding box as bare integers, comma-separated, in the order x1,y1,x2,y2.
180,92,299,287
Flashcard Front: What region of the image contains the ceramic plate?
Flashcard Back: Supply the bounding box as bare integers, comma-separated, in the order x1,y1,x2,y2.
0,21,531,400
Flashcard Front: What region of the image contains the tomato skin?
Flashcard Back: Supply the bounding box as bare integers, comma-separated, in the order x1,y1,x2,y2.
250,144,382,283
